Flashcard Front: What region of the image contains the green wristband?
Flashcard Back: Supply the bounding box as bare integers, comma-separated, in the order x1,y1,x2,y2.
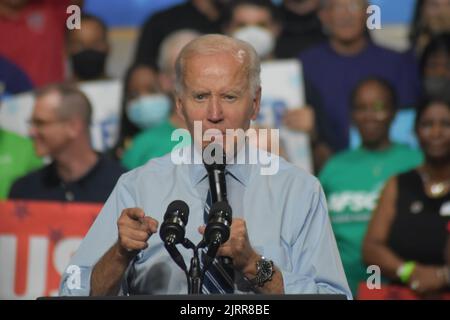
397,261,416,283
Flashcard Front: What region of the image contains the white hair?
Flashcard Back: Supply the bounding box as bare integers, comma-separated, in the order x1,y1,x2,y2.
174,34,261,97
157,29,201,73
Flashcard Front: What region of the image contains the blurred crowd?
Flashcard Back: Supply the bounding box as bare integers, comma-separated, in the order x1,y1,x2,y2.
0,0,449,298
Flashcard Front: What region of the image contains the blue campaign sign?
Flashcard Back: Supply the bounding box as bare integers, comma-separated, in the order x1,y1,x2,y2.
370,0,417,24
83,0,185,27
84,0,418,28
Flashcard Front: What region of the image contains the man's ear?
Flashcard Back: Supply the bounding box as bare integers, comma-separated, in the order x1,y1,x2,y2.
66,117,82,139
175,96,186,122
250,86,262,121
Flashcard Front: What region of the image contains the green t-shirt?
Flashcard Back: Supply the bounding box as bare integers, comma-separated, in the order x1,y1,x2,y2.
319,143,423,296
121,120,191,170
0,129,43,199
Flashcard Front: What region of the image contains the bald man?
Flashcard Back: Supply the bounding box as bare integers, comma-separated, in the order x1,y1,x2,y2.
60,35,351,298
9,84,125,203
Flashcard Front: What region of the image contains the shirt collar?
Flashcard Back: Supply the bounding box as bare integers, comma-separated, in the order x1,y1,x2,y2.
187,143,252,187
44,153,103,186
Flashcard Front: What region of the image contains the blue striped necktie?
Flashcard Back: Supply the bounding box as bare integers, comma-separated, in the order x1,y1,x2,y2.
202,188,235,294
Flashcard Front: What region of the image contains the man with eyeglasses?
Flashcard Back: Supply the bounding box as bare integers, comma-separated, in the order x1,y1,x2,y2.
8,83,125,203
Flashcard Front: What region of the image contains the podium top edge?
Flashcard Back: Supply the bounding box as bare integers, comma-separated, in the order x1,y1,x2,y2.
37,294,347,301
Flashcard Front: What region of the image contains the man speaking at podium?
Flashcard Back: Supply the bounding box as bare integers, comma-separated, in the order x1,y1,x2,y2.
59,34,351,298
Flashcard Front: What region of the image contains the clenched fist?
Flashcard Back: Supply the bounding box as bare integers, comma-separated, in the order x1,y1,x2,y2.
199,218,259,274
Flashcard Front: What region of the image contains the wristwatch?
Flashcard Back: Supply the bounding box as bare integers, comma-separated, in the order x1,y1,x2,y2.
247,256,274,288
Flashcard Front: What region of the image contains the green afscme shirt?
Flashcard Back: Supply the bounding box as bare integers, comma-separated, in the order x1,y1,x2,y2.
121,120,191,170
319,143,423,296
0,129,43,199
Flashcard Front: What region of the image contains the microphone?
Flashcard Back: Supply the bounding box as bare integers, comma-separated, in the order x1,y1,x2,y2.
204,201,232,249
203,149,228,203
204,161,227,203
159,200,190,246
203,148,233,260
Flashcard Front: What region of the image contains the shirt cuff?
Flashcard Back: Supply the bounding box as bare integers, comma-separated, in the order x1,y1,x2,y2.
59,265,92,296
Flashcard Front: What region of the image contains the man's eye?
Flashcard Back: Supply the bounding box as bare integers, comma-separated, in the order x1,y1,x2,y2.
224,95,236,102
195,94,205,101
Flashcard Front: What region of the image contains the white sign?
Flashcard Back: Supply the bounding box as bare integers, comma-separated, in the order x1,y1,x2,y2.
256,59,312,172
0,80,122,152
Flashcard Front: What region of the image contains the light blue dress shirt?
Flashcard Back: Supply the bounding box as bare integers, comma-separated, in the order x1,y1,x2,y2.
59,145,352,298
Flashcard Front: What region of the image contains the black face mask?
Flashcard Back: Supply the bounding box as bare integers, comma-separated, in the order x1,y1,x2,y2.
71,49,107,80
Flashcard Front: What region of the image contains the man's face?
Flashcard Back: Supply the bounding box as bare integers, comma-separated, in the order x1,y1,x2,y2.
424,51,450,79
228,5,278,35
423,51,450,101
227,5,279,58
320,0,367,43
29,93,72,158
67,19,109,80
423,0,450,33
127,66,160,100
67,20,108,55
176,52,261,152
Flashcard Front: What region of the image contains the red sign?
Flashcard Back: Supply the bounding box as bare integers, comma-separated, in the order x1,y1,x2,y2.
358,282,450,300
0,200,102,299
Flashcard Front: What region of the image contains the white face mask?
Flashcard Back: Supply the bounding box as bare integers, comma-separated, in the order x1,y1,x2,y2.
232,25,276,59
126,94,171,130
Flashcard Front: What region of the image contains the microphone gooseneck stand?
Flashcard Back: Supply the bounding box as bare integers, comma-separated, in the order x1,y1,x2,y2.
165,225,230,294
162,149,233,294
